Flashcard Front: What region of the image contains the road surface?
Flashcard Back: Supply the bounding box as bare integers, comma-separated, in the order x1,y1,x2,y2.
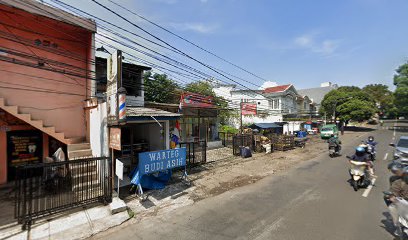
94,121,405,240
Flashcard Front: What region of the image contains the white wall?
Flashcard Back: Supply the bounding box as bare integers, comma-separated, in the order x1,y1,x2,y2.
283,121,303,134
90,102,109,157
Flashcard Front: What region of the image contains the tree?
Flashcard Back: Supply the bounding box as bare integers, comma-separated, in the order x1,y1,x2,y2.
320,86,376,122
143,71,180,104
336,99,376,122
393,62,408,117
394,62,408,86
362,84,394,116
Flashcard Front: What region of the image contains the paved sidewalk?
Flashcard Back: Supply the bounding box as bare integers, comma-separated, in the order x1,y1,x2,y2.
0,205,129,240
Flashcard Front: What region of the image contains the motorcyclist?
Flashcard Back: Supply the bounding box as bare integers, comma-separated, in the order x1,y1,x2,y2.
349,146,376,178
365,136,378,153
328,134,341,153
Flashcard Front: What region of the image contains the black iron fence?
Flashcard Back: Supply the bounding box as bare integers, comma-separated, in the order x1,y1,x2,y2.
180,140,207,166
15,157,112,229
218,132,234,148
232,134,254,156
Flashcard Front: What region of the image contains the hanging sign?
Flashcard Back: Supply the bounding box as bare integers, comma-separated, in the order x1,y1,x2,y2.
180,92,214,108
107,50,122,126
138,148,187,175
116,159,124,180
241,103,257,115
109,127,121,150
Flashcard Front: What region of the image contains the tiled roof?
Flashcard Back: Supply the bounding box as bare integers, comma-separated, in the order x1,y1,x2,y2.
263,84,292,93
126,107,180,117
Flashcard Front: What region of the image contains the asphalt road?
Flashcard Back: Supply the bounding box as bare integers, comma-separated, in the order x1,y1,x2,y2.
95,121,406,240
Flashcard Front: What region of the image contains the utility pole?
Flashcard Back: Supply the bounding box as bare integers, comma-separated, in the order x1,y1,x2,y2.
240,99,243,134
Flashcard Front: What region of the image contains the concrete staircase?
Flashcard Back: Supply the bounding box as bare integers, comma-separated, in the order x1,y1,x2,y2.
0,97,84,145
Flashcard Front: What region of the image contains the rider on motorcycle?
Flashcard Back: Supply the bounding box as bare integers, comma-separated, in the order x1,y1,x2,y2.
328,134,341,153
349,146,376,178
365,136,378,153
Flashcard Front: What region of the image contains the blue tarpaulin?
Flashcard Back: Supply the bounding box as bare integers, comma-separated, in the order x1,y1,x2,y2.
249,123,282,129
129,168,172,190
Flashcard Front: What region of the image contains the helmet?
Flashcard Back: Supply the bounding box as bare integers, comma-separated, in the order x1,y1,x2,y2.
331,134,335,137
368,136,374,142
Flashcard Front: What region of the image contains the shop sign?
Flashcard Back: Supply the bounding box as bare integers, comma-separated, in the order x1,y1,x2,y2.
180,92,214,108
241,103,257,115
138,148,187,175
109,127,121,150
7,130,42,166
107,50,122,125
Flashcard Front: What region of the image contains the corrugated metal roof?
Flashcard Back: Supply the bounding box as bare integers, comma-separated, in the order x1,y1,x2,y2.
297,86,336,104
126,107,180,117
0,0,96,32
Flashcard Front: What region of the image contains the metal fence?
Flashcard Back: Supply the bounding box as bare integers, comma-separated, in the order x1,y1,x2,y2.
232,134,254,156
180,140,207,166
218,132,234,148
15,157,112,229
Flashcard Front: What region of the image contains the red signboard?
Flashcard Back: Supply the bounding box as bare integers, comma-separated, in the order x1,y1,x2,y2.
180,92,214,108
241,103,257,115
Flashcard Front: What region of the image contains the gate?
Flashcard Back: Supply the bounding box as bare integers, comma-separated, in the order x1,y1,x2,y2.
218,132,234,148
232,134,254,156
180,140,207,166
15,157,112,229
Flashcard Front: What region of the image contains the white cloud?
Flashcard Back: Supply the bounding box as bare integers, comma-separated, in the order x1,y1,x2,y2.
294,33,341,56
170,22,218,34
259,81,278,90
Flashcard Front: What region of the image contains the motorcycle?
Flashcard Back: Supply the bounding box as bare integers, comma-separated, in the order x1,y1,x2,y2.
384,191,408,239
367,144,376,161
347,156,370,191
329,144,340,158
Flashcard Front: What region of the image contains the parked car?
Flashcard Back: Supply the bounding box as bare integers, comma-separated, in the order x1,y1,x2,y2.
320,124,339,139
391,136,408,164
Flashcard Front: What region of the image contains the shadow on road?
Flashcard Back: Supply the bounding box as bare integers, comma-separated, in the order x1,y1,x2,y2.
381,211,399,240
344,126,375,132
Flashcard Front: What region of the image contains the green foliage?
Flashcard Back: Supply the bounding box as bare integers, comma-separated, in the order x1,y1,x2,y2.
143,71,180,104
394,62,408,87
219,125,238,134
336,99,376,122
320,86,376,122
393,62,408,117
394,86,408,117
362,84,394,116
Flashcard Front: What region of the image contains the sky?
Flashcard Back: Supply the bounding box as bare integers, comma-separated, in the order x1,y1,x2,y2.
44,0,408,90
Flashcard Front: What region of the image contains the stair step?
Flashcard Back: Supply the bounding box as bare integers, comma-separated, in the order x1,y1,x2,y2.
69,162,97,175
31,120,43,129
43,126,56,135
66,137,86,144
70,171,99,182
18,113,31,122
3,105,18,114
68,143,91,152
72,180,101,192
68,149,93,160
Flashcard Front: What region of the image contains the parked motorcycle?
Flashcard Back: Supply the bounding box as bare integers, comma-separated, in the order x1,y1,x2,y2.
384,191,408,239
347,156,370,191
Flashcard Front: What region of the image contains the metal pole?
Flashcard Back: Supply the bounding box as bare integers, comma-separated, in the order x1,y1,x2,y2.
111,147,114,195
240,100,243,134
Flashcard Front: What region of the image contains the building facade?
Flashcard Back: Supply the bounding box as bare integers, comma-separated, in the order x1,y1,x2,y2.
0,0,96,184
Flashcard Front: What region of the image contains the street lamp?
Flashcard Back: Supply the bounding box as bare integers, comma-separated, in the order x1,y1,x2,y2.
96,46,111,54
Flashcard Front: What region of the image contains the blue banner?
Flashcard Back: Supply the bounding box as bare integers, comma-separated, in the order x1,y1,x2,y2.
138,148,187,176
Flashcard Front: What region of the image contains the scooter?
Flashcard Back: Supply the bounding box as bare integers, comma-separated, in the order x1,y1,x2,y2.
329,144,341,158
347,156,370,191
367,144,376,161
384,191,408,239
